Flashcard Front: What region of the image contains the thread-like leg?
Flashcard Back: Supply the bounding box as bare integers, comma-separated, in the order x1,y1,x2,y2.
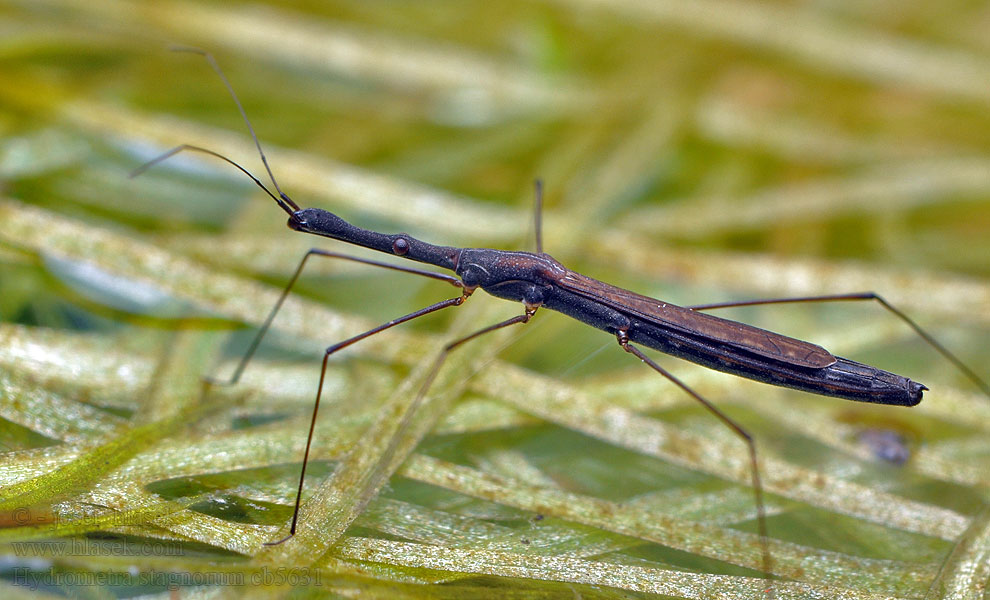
270,303,538,544
688,292,988,398
206,248,463,387
266,292,474,545
368,304,542,501
616,330,773,585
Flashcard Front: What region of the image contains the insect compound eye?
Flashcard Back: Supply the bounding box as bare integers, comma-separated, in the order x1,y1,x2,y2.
392,237,410,256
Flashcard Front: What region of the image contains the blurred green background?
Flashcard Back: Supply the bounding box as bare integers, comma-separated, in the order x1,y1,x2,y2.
1,0,988,598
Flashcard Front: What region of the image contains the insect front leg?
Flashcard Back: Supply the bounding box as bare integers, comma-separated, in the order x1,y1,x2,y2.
205,248,464,388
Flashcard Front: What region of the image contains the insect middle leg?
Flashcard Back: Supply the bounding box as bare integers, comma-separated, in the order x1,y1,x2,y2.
688,292,988,398
377,303,541,463
271,303,540,544
267,291,470,545
199,247,470,544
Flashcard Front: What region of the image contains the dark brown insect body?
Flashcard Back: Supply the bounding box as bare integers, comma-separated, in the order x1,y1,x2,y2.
291,207,925,408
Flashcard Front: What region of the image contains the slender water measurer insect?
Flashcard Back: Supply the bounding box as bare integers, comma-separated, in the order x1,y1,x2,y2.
135,49,989,582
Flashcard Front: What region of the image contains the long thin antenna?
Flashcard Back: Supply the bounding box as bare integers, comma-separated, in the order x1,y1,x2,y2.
170,46,300,214
129,144,283,208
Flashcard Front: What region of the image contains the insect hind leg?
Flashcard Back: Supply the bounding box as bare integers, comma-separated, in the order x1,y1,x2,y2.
688,292,988,399
615,329,774,586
